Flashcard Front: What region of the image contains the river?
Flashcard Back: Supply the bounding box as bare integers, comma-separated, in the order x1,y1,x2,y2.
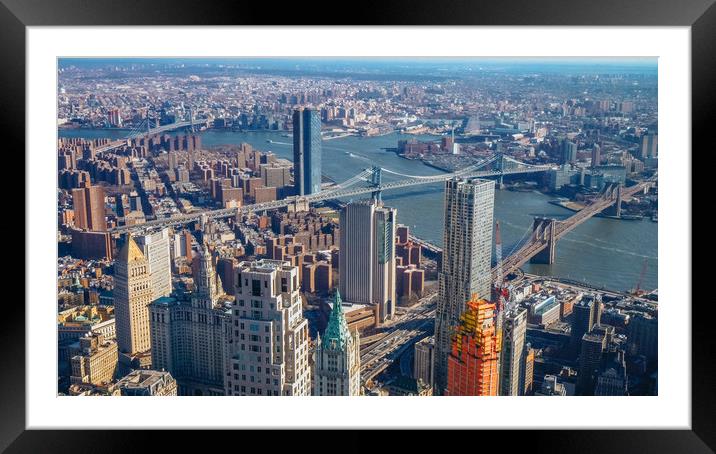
59,128,658,292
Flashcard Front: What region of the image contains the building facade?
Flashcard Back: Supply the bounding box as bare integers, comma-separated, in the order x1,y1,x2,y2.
293,108,322,196
434,178,494,394
135,228,173,299
69,333,118,386
445,296,501,396
150,244,231,396
413,336,435,388
72,182,106,231
500,307,528,396
117,369,178,396
225,259,311,396
113,236,154,367
313,291,361,396
640,133,658,158
339,199,397,323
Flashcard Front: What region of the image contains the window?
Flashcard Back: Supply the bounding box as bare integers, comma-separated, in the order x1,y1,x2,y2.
252,279,261,296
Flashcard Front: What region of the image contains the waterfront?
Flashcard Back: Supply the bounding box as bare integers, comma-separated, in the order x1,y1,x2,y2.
59,128,658,292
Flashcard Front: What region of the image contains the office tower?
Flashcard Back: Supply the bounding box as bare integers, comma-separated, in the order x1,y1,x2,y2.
445,296,501,396
135,228,172,299
313,291,361,396
226,260,311,396
339,199,397,323
591,143,601,168
627,313,658,361
434,178,494,394
293,107,322,195
72,183,107,231
413,336,435,388
561,139,578,164
113,236,154,366
570,295,601,353
150,244,230,395
594,350,628,396
500,307,528,396
69,333,118,386
641,133,658,158
117,370,178,396
578,330,607,395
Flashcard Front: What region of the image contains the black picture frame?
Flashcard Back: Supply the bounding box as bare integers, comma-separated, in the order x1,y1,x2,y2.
5,0,712,451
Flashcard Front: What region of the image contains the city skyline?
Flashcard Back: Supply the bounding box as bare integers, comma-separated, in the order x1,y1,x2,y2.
56,56,658,398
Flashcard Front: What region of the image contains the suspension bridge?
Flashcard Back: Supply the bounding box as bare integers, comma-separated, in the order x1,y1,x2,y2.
108,154,551,234
490,177,656,283
94,109,205,154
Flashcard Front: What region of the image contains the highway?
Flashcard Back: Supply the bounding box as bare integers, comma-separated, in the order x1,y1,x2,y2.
360,294,437,385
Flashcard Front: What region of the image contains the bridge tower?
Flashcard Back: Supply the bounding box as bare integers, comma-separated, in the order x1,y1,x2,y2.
189,107,195,133
495,153,507,189
370,166,383,202
530,217,557,264
603,183,623,218
146,106,151,135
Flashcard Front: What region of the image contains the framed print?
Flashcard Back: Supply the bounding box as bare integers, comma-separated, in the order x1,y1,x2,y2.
5,0,713,451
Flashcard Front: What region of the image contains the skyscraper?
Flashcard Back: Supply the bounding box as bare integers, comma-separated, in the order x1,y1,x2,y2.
72,182,106,231
293,108,322,196
150,243,230,396
500,307,528,396
570,294,602,354
226,259,311,396
413,336,435,388
578,330,607,395
313,291,361,396
562,139,578,164
113,236,154,367
591,143,601,168
445,296,501,396
339,199,397,323
640,133,658,158
135,228,172,299
434,178,494,394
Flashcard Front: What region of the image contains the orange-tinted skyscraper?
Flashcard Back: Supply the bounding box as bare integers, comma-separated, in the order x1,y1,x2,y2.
445,296,501,396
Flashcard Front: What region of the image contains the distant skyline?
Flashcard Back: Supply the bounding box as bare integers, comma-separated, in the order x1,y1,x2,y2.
58,56,657,75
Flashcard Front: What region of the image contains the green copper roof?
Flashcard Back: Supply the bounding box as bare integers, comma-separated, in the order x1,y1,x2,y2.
322,290,351,350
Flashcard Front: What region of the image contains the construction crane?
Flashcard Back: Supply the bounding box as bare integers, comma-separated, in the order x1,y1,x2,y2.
631,258,648,296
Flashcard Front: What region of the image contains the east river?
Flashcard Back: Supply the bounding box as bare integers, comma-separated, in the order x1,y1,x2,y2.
59,128,658,292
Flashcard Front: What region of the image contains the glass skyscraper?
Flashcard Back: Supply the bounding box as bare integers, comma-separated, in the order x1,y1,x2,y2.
434,178,494,395
293,108,322,196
